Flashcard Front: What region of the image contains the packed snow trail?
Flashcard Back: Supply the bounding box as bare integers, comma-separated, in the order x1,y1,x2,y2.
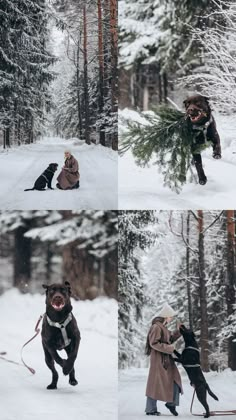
119,111,236,210
119,368,236,420
0,290,118,420
0,137,117,210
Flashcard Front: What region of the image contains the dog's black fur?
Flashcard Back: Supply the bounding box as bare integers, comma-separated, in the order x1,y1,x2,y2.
174,325,218,418
24,163,58,191
41,281,81,390
184,95,221,185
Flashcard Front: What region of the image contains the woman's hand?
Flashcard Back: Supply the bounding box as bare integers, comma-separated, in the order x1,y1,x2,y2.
176,322,183,330
169,344,175,353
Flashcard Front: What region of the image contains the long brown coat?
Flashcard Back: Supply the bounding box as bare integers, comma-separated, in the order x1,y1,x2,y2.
146,320,183,402
57,155,80,190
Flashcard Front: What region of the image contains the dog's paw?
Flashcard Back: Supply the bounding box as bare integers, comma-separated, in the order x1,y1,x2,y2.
69,378,78,386
47,383,57,390
62,361,73,376
213,153,221,159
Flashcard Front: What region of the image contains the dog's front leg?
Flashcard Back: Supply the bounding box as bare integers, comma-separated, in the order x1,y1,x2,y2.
43,344,60,390
47,346,65,368
208,120,221,159
47,180,54,190
63,332,81,377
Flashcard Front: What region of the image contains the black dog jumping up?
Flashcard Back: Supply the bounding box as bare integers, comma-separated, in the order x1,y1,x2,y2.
24,163,58,191
174,325,218,418
184,95,221,185
41,281,81,390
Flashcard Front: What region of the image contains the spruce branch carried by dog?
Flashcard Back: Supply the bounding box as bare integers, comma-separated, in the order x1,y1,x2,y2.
120,95,221,192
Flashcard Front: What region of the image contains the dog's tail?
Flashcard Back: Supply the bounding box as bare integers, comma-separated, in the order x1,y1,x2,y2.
206,383,218,400
24,188,35,191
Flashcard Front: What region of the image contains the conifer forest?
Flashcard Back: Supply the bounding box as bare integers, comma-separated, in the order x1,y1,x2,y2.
119,210,236,372
0,0,118,149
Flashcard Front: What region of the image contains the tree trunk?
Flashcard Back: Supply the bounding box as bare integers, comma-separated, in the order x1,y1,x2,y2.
62,243,97,300
83,3,90,145
158,73,163,103
14,226,32,291
143,85,149,111
103,0,110,100
163,72,168,103
110,0,118,150
97,0,105,146
76,43,83,139
186,211,193,329
198,210,209,372
226,210,236,370
5,127,10,148
46,243,53,281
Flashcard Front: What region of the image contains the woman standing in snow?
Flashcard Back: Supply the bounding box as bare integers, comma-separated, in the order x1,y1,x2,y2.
56,150,80,190
145,303,183,416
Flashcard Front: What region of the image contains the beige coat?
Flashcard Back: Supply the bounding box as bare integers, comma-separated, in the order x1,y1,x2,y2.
146,320,183,402
57,155,80,189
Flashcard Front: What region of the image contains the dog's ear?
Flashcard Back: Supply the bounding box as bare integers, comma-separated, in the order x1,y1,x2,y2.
183,99,188,108
179,324,187,331
65,281,71,295
42,284,49,294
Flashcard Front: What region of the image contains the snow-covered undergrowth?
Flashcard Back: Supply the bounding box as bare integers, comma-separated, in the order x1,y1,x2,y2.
0,289,118,420
119,108,236,209
0,137,117,210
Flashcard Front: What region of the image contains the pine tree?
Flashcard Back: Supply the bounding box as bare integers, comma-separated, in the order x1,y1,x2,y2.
118,211,156,368
120,106,211,192
0,0,56,147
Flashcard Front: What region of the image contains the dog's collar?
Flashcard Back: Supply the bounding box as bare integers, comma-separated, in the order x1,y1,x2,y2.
192,114,213,131
46,312,73,348
41,174,49,183
183,363,201,368
185,346,200,352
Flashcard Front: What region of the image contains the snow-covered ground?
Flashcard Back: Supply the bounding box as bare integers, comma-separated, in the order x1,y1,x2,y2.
119,109,236,209
0,137,117,210
0,289,118,420
119,368,236,419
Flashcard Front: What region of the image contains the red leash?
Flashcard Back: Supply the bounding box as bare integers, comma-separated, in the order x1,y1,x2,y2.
190,389,236,416
20,314,44,375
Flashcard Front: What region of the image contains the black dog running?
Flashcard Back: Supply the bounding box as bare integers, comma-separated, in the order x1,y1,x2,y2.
41,281,81,389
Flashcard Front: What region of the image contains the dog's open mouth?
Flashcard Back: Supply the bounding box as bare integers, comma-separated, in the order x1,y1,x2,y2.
188,110,207,123
51,295,65,311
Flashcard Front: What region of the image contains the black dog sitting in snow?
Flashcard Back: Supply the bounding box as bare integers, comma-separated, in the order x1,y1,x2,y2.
41,281,81,389
184,95,221,185
24,163,58,191
173,325,218,418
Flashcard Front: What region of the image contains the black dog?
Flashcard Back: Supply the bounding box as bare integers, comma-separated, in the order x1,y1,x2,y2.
24,163,58,191
174,325,218,418
184,95,221,185
41,281,81,389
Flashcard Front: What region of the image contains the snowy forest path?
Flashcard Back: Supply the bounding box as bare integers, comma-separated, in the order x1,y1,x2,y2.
119,368,236,420
0,137,117,210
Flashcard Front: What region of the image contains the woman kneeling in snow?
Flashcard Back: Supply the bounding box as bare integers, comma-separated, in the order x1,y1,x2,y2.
56,150,80,190
145,303,183,416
